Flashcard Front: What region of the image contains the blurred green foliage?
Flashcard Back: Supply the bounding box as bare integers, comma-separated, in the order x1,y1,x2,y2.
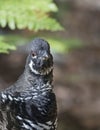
0,35,29,53
0,0,62,31
0,0,63,53
46,38,82,53
0,0,82,54
0,34,82,53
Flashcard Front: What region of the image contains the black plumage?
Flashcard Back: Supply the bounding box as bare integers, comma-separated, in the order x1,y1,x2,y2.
0,38,57,130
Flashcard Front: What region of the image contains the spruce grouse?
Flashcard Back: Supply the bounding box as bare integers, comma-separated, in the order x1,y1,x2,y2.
0,38,57,130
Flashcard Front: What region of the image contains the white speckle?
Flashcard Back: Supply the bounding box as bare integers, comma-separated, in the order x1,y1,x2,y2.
38,122,51,129
1,93,7,99
41,82,52,93
22,123,32,130
8,95,13,101
16,116,23,120
46,121,52,125
41,87,51,92
1,93,7,102
41,84,45,89
13,98,19,101
32,95,38,99
24,97,32,100
24,119,43,130
37,85,40,89
14,97,23,101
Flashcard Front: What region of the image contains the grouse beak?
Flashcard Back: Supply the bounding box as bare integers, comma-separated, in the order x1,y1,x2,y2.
42,52,49,61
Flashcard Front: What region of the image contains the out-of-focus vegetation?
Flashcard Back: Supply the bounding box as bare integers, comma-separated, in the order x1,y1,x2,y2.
0,0,62,31
46,38,82,53
0,34,82,53
0,0,63,53
0,0,82,54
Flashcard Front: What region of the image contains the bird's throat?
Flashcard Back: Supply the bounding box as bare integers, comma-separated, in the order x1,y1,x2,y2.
29,60,53,76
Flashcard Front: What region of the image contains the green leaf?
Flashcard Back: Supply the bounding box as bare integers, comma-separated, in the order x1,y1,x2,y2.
0,0,63,31
0,12,7,27
0,42,16,53
8,14,15,30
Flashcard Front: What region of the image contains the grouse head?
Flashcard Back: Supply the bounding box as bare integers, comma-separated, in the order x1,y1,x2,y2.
27,38,53,75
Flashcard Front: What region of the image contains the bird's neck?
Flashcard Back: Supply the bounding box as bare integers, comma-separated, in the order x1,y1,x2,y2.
25,65,53,80
23,66,53,92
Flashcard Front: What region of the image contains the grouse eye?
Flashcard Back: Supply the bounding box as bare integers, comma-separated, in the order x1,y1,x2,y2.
31,51,36,57
32,53,35,57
